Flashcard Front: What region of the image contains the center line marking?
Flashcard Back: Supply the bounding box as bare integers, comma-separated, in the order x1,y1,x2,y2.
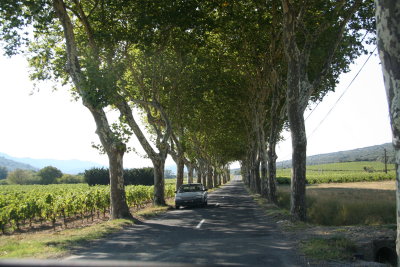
196,219,205,229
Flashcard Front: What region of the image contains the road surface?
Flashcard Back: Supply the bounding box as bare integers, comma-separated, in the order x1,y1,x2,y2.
65,177,302,266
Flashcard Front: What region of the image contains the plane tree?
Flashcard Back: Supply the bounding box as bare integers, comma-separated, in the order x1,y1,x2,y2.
280,0,375,220
0,0,139,219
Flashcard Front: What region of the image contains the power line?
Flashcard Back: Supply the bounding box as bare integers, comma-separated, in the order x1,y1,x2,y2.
307,46,377,140
278,45,377,162
305,32,371,122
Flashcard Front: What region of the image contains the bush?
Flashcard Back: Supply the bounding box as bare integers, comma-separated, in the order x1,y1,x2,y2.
84,167,109,186
124,168,153,186
84,167,154,186
7,169,40,184
276,177,290,184
56,174,85,184
37,166,63,185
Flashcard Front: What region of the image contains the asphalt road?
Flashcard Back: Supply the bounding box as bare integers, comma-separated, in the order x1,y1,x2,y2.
64,177,302,266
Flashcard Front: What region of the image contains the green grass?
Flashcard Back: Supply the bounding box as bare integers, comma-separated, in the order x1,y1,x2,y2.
165,178,177,185
305,161,395,171
300,236,356,261
0,219,134,259
276,161,395,184
277,184,396,226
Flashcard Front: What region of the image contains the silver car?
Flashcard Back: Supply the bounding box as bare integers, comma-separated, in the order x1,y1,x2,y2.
175,183,208,209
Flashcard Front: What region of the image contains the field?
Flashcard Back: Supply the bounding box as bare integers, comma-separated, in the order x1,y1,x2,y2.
276,161,395,184
277,181,396,226
0,183,176,234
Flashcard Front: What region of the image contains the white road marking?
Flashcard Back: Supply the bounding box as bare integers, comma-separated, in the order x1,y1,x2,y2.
196,219,205,229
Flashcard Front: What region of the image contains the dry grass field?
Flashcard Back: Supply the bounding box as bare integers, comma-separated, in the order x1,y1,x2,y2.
277,181,396,226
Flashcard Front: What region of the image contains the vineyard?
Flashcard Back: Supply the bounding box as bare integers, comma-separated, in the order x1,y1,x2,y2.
276,161,396,184
0,184,175,234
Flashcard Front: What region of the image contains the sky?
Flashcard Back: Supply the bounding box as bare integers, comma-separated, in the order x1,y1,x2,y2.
0,46,393,169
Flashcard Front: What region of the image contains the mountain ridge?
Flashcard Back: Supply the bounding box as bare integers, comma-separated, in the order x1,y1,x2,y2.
0,152,105,174
277,142,394,168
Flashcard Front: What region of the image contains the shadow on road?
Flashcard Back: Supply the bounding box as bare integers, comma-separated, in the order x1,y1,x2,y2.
66,179,302,266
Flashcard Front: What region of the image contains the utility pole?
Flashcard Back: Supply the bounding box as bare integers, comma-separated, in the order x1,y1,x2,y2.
384,148,388,174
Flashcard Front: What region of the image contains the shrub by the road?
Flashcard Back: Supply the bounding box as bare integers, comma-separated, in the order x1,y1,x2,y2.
85,167,154,186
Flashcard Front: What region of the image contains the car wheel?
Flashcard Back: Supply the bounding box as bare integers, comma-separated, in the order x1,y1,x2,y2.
175,204,180,209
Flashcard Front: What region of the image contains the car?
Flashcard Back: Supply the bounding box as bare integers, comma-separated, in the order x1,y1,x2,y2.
175,183,208,209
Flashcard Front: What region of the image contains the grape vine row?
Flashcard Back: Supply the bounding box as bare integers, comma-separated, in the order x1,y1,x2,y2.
0,184,175,234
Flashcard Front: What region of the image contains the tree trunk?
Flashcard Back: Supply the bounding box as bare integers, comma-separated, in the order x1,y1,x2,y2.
117,101,169,207
260,146,268,198
213,167,218,187
375,1,400,264
283,2,308,221
267,138,278,204
201,164,207,188
259,125,269,198
175,156,185,190
227,168,231,182
108,147,132,219
242,160,250,185
197,168,202,183
207,165,214,189
152,158,166,206
188,164,194,184
222,167,227,184
287,99,307,221
254,157,261,194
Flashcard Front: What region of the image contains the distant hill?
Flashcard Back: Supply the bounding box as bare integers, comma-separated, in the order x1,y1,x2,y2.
278,143,394,168
0,156,38,172
0,152,105,174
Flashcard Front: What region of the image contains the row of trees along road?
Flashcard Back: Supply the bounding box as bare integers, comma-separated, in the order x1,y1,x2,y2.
0,0,398,243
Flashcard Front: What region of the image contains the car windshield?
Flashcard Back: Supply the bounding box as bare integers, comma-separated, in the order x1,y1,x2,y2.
178,185,203,193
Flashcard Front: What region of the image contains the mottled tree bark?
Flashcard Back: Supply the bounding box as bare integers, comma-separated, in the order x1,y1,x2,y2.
222,167,227,184
254,157,261,194
197,168,202,183
212,168,219,187
170,134,186,190
107,145,132,219
267,138,278,204
259,125,269,199
187,164,194,183
207,165,214,189
225,168,230,182
175,156,185,190
287,90,307,221
375,0,400,263
152,158,166,206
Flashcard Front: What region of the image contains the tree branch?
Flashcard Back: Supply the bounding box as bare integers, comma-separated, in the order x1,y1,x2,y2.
311,0,362,91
